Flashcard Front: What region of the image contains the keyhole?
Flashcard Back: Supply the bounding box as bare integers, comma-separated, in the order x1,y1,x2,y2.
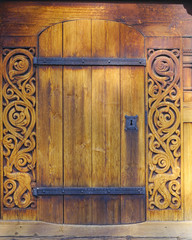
124,115,138,131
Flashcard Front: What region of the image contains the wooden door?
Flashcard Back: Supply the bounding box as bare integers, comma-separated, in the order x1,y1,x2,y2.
37,20,145,224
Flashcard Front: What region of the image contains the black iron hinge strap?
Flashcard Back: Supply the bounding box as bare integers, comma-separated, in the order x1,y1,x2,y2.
33,57,146,66
33,187,145,197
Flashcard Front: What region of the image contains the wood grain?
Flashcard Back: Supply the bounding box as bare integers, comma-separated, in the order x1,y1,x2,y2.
184,123,192,220
1,36,37,48
37,23,63,223
182,38,192,220
91,20,121,224
183,102,192,122
0,221,192,238
183,61,192,102
63,20,92,224
0,2,191,36
1,16,188,224
120,25,145,224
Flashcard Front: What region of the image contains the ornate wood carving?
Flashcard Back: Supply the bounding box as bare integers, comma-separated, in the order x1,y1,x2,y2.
147,49,181,210
2,48,36,208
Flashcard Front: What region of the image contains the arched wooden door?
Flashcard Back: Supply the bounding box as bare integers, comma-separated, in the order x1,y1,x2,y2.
36,20,145,224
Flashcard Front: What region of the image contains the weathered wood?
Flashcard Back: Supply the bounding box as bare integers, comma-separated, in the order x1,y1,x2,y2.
184,123,192,220
120,24,145,224
182,38,192,221
1,36,37,48
63,20,92,224
38,23,63,223
0,2,191,37
183,102,192,122
0,221,192,238
91,20,121,224
183,38,192,103
1,1,192,226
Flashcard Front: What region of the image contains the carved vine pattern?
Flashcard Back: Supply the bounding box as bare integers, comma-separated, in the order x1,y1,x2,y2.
2,48,36,208
147,49,181,210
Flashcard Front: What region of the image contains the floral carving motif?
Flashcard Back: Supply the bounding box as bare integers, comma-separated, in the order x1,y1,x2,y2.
2,48,36,208
147,49,181,210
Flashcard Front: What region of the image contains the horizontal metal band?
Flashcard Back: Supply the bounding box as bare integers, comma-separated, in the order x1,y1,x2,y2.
33,57,146,66
33,187,145,197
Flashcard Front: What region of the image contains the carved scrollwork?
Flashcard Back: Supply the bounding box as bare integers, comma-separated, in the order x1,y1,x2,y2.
2,48,36,208
147,49,181,210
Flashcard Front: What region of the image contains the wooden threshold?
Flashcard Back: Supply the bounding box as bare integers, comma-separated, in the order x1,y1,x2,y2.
0,221,192,238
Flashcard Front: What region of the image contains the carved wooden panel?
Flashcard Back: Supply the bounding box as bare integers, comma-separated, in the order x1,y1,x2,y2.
147,49,181,210
2,48,36,208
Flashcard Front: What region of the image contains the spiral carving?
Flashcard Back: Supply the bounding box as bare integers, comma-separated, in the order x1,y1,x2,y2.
2,48,36,208
147,49,181,210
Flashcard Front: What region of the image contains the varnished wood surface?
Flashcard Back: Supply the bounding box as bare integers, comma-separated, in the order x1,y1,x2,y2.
0,1,192,225
0,2,192,37
91,20,121,224
63,20,92,224
38,23,63,223
37,20,145,224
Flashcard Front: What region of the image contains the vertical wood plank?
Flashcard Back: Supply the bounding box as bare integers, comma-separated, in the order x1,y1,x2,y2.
91,20,121,224
120,24,145,224
63,20,92,224
183,38,192,102
184,123,192,220
120,67,145,223
120,67,145,187
63,67,92,187
183,68,192,102
37,23,63,223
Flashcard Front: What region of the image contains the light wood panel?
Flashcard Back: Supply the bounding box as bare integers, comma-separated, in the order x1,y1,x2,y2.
182,38,192,220
183,102,192,122
1,221,192,238
183,68,192,102
38,23,63,223
91,20,121,224
184,123,192,220
63,20,92,224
